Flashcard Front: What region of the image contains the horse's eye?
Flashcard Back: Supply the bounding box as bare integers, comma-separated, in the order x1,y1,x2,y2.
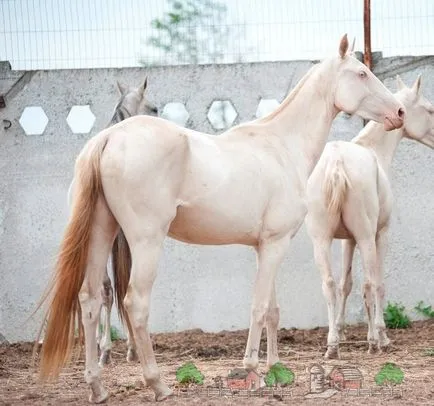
359,70,367,78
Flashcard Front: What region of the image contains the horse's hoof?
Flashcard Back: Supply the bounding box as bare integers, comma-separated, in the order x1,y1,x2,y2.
126,348,139,362
367,343,377,355
243,357,259,371
379,344,391,354
89,388,109,404
155,387,174,402
99,350,112,366
324,346,339,360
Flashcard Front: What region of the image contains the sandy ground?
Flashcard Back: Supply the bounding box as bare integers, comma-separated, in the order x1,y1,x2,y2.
1,320,433,405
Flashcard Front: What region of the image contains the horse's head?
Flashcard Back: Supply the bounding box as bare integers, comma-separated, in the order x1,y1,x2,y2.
395,75,434,148
116,77,158,117
331,34,405,131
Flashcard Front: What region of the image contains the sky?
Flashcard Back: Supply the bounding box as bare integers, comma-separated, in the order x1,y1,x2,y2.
1,0,433,70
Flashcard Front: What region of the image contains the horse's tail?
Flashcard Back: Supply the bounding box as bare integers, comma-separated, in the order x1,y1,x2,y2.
323,151,351,215
112,229,131,325
36,132,110,381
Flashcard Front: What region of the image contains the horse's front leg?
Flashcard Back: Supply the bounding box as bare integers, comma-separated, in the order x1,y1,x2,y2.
243,234,291,371
374,228,390,351
265,285,280,368
98,269,114,367
358,238,378,354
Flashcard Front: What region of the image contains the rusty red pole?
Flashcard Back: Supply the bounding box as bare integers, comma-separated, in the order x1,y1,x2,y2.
363,0,372,70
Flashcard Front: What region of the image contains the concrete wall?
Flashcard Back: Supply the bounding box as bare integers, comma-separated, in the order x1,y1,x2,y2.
0,55,433,342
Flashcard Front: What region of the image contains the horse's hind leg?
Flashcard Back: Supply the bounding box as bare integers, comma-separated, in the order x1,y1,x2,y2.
374,228,390,351
312,236,340,359
123,224,173,401
79,198,117,404
336,238,356,341
357,237,378,355
98,268,114,366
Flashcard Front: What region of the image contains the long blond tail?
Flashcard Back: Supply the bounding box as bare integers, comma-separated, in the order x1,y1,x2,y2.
36,132,110,381
323,154,351,214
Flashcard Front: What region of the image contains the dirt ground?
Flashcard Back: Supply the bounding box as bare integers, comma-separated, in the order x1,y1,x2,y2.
1,320,433,405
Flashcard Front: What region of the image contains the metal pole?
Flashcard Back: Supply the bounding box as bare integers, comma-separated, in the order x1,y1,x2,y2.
363,0,372,70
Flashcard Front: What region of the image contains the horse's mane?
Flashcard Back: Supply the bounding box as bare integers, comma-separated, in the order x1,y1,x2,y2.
109,95,129,125
259,62,322,123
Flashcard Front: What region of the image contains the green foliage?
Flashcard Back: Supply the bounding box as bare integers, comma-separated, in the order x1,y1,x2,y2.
383,302,411,329
145,0,230,65
375,362,404,386
110,326,121,341
264,362,295,387
415,301,434,319
98,324,121,341
423,348,434,357
176,362,204,385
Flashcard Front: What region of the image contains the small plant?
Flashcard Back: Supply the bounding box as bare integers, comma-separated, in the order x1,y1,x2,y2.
264,362,295,387
375,362,404,387
415,301,434,319
176,362,204,385
423,348,434,357
383,302,411,329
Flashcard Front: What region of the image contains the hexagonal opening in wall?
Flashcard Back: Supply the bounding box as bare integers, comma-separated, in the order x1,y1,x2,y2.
19,106,49,135
255,98,280,119
207,100,238,131
161,102,190,127
66,105,96,134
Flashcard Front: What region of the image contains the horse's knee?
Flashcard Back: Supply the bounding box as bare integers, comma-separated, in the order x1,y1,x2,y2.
322,276,336,298
363,280,372,297
251,305,269,327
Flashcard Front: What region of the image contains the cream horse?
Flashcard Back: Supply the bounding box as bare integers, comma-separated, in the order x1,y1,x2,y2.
305,75,433,360
37,35,405,403
97,77,158,366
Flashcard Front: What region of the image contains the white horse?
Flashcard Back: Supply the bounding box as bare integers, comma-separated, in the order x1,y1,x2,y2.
305,75,433,359
37,35,405,403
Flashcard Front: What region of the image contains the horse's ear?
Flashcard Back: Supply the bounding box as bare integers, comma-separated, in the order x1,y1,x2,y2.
396,75,407,91
411,74,422,95
339,33,349,58
138,76,148,98
116,80,127,95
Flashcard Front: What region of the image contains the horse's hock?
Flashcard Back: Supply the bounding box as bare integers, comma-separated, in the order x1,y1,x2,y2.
0,55,433,342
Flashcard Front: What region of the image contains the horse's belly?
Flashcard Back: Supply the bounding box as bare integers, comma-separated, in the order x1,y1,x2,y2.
168,205,260,246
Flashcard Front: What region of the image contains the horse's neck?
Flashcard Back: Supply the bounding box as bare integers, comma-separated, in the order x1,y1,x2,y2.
261,62,338,184
352,121,404,172
108,108,126,126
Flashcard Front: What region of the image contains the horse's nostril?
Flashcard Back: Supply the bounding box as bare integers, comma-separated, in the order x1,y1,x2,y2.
398,108,405,119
